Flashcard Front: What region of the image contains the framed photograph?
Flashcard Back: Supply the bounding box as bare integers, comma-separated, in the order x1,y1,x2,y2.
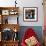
9,10,18,15
2,10,9,15
2,16,8,24
23,7,38,22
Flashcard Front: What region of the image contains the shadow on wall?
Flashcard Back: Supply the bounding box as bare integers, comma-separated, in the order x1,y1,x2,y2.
18,26,43,44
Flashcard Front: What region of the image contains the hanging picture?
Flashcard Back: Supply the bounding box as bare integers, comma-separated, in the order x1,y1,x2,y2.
2,10,9,15
23,7,38,22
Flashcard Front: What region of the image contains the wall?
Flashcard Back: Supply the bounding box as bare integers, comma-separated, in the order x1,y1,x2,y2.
18,0,44,26
18,26,43,43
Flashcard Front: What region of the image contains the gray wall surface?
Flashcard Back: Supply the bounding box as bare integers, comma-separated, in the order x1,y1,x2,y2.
18,26,43,44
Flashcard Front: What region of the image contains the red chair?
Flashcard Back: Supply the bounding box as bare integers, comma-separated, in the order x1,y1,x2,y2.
21,28,41,46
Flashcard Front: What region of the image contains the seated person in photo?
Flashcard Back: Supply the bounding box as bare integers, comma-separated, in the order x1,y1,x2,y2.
21,28,41,46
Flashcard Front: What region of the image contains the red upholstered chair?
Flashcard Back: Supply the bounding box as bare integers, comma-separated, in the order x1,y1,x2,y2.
21,28,41,46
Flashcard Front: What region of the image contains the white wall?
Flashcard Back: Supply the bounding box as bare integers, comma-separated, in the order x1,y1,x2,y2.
0,0,44,26
19,0,44,26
